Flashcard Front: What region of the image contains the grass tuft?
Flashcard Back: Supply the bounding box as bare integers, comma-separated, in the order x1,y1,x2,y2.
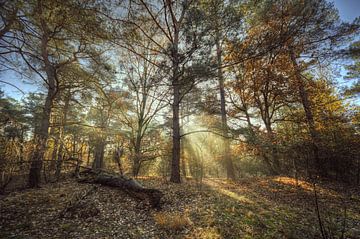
153,211,192,230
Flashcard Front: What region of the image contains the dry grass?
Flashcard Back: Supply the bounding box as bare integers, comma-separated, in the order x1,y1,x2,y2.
153,211,192,230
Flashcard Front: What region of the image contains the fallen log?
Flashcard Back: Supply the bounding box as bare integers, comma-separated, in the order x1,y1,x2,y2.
78,169,163,209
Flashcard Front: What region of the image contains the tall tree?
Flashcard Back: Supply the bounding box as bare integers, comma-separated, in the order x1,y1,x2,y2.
120,46,168,177
116,0,209,183
200,0,243,180
1,0,109,187
228,0,358,176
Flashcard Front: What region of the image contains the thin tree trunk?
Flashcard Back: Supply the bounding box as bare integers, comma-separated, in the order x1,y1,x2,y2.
55,146,64,179
265,122,281,173
215,33,235,180
357,156,359,185
19,129,24,162
72,134,77,158
180,104,187,179
74,143,83,178
114,146,124,175
87,145,91,166
55,92,70,180
51,137,58,163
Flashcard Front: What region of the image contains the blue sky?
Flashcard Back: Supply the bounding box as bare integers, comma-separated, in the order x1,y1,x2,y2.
333,0,360,22
0,72,40,99
0,0,359,100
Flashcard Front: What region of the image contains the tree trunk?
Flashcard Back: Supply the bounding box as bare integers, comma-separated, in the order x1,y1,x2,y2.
28,70,55,187
55,92,70,180
79,169,163,208
132,156,141,178
28,13,57,188
93,141,105,169
170,30,181,183
51,136,58,166
357,156,359,185
28,93,52,187
170,82,181,183
55,144,64,180
181,104,187,179
113,146,124,175
86,145,92,166
290,51,324,176
216,34,235,180
133,135,142,177
265,122,281,173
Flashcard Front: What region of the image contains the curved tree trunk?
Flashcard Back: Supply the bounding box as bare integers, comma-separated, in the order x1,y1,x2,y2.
28,11,57,188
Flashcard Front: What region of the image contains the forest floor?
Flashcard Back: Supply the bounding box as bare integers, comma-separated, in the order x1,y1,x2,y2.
0,176,360,239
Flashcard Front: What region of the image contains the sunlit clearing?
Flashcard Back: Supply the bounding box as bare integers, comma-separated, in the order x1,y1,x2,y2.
272,176,313,191
204,179,253,204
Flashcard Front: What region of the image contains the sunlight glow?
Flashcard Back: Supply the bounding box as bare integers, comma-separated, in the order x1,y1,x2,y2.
272,176,313,191
182,115,227,178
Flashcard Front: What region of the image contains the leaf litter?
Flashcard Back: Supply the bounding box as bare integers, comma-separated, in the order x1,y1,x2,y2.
0,176,359,238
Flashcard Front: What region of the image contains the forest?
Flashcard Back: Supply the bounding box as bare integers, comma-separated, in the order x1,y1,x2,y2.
0,0,359,238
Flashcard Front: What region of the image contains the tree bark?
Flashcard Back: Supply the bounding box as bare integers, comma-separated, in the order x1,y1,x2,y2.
28,85,54,187
170,81,181,183
170,29,181,183
180,102,187,179
133,133,142,177
93,141,105,169
28,68,55,187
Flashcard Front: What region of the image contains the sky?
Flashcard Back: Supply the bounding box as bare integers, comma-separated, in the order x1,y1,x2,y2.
0,0,359,100
332,0,360,22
